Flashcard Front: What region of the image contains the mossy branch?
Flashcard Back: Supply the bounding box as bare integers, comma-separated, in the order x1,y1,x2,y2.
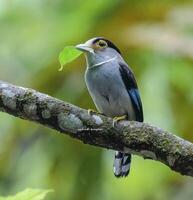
0,80,193,177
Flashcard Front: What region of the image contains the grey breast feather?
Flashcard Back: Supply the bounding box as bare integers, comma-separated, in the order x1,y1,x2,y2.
85,61,135,119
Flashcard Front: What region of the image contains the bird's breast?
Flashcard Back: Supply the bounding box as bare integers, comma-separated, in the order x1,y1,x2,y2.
85,63,135,119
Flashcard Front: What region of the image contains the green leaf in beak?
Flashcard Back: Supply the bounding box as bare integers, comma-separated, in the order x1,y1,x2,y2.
58,46,83,71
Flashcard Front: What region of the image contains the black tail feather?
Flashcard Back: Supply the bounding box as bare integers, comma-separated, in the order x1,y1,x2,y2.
113,151,131,178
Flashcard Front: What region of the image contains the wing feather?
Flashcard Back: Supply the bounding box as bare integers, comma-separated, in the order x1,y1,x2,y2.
119,63,143,122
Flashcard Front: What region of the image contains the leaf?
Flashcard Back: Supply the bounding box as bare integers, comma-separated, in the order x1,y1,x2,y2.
0,188,53,200
58,46,83,71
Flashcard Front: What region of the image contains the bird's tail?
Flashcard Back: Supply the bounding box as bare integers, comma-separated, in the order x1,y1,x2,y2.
113,151,131,177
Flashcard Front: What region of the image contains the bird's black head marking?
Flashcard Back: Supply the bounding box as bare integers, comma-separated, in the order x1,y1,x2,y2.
92,37,121,54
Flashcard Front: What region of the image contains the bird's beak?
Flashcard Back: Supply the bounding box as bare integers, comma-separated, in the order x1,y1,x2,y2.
75,44,94,53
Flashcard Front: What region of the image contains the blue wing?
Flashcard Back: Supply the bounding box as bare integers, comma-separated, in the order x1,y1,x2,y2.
119,63,143,122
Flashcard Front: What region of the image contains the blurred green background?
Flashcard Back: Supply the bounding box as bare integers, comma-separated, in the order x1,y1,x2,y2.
0,0,193,199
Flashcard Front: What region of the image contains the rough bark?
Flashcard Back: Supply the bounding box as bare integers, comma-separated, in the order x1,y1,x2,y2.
0,81,193,177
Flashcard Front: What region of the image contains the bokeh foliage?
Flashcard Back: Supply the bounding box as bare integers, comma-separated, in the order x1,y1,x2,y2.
0,0,193,200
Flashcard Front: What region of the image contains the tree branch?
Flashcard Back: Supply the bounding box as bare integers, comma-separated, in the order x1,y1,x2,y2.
0,80,193,177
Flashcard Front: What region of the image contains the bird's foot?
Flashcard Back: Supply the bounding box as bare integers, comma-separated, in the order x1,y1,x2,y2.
113,115,127,127
88,109,100,116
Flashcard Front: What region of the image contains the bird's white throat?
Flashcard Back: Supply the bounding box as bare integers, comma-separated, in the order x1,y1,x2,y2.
88,57,117,69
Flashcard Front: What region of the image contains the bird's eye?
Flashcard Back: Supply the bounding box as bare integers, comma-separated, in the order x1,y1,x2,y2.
98,40,107,48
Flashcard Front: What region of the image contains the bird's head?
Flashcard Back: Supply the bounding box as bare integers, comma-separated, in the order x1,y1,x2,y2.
76,37,121,67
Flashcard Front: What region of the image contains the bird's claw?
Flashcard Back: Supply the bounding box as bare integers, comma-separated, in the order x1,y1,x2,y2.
113,115,127,127
88,109,98,116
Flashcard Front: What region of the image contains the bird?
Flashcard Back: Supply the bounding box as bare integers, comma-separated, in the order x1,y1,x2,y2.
76,37,143,178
